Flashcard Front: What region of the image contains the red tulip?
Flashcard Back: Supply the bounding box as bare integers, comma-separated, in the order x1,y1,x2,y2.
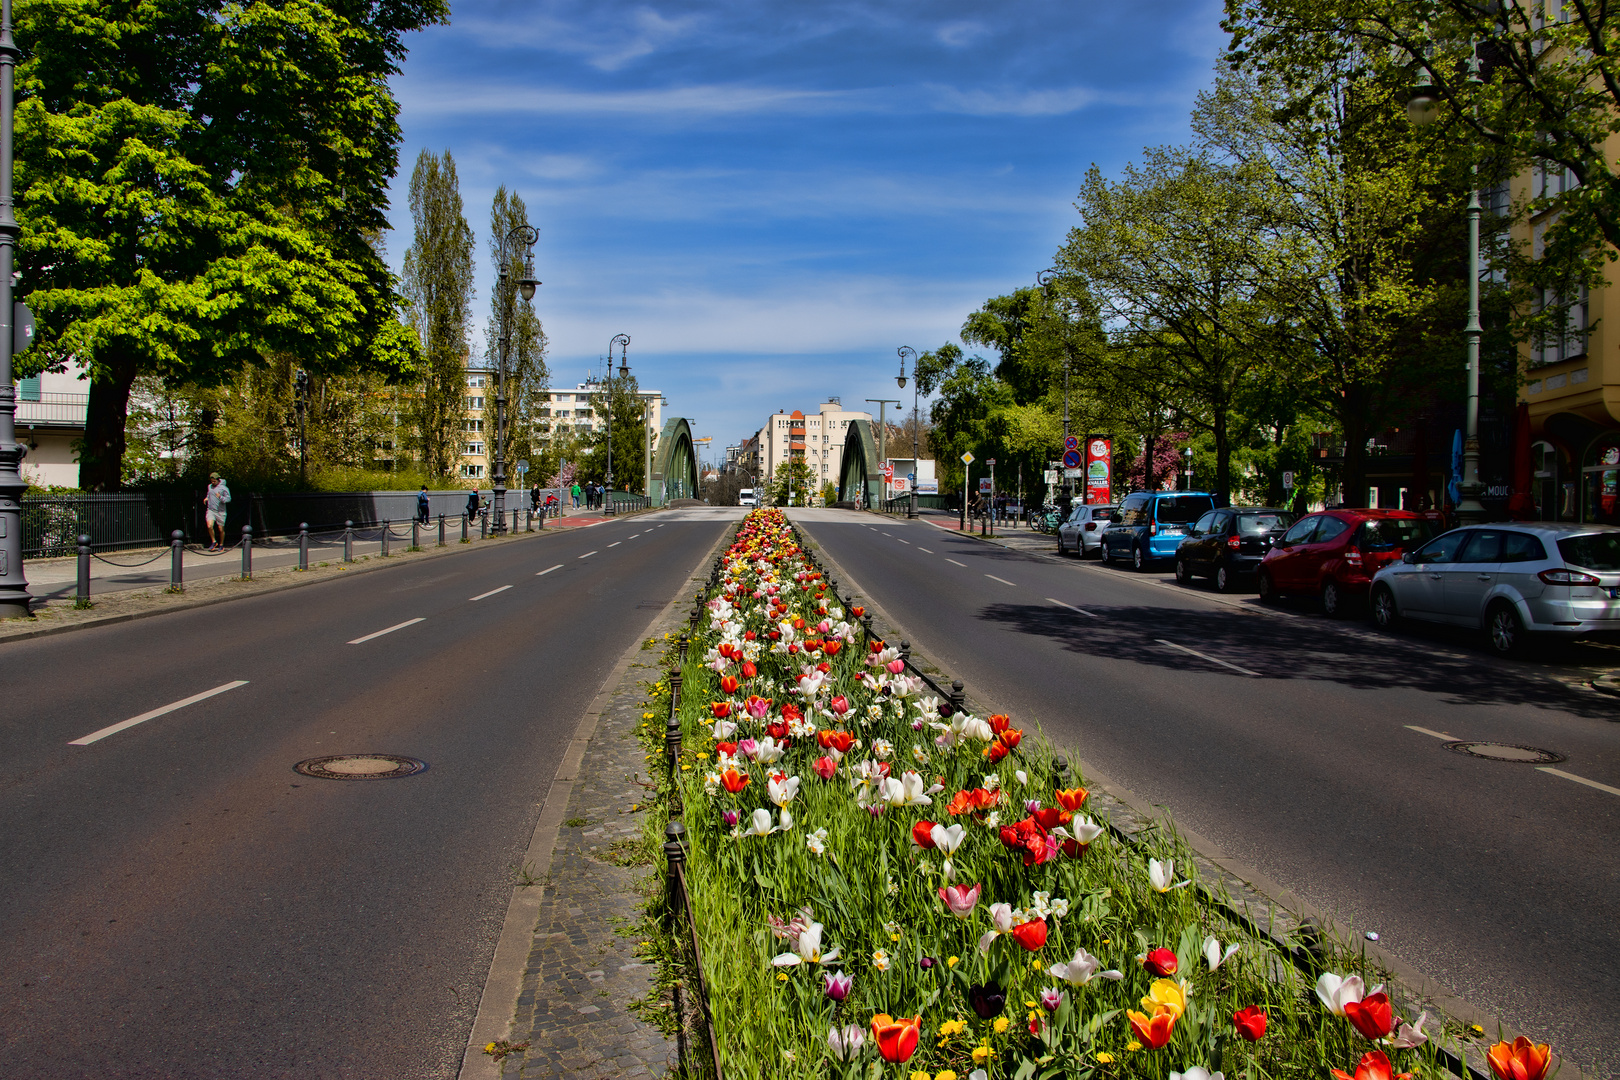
1345,992,1394,1041
852,606,865,617
1060,838,1091,859
781,703,803,722
985,742,1010,762
710,702,731,719
817,729,855,754
870,1015,920,1063
812,756,838,780
999,817,1056,866
1332,1050,1413,1080
1031,807,1065,832
817,661,830,673
768,631,781,640
998,728,1022,750
719,675,740,695
911,821,938,849
720,768,749,793
1054,786,1089,819
1009,918,1048,951
1233,1005,1268,1041
766,721,790,742
823,639,842,656
1141,947,1178,977
1488,1039,1553,1080
714,741,737,756
743,630,756,641
742,661,757,678
989,713,1011,733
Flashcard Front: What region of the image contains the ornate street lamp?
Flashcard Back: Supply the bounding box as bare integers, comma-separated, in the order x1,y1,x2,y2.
1037,267,1073,501
493,223,540,533
0,0,29,616
1408,49,1486,523
605,333,630,512
896,346,919,519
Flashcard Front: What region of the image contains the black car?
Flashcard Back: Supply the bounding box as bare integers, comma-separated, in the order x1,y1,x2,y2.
1174,507,1296,593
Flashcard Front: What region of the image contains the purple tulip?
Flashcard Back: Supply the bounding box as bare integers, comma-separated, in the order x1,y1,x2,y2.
866,803,886,817
737,737,759,760
911,718,925,731
721,809,740,828
1040,987,1063,1011
1025,798,1042,814
918,956,938,970
824,971,853,1001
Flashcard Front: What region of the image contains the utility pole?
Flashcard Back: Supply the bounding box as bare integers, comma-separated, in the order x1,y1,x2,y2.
866,398,900,503
295,369,309,486
0,0,29,617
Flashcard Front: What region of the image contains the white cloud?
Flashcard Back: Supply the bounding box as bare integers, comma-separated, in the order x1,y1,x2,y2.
398,81,866,120
452,6,705,72
936,20,988,48
926,84,1105,117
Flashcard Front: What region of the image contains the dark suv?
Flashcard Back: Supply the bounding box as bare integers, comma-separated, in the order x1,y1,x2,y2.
1101,491,1217,571
1257,509,1432,616
1174,507,1295,592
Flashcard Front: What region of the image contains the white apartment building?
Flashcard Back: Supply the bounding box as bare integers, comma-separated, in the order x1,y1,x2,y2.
14,358,88,488
457,368,664,482
754,400,872,489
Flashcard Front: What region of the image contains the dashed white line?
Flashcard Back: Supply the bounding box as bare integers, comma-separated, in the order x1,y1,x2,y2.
1405,725,1455,740
896,538,910,544
469,585,514,601
608,542,622,548
348,617,425,645
1046,598,1099,618
629,533,641,539
946,559,966,567
537,564,563,576
579,551,597,559
70,681,249,746
1537,767,1620,797
985,574,1017,587
1156,639,1260,677
917,547,933,554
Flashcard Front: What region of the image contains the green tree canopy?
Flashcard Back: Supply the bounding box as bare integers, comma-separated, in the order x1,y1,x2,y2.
401,148,474,479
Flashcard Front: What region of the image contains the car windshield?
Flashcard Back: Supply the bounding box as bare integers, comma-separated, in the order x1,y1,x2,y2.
1155,496,1214,524
1557,532,1620,572
1238,512,1292,534
1361,518,1431,551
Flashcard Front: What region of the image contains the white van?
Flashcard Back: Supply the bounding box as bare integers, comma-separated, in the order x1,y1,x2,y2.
738,488,756,507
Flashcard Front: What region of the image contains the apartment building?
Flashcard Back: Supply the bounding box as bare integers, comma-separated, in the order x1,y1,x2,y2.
458,369,665,481
14,358,88,488
753,400,872,490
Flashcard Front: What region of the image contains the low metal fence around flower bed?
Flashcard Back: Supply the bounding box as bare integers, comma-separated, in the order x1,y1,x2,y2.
643,508,1555,1080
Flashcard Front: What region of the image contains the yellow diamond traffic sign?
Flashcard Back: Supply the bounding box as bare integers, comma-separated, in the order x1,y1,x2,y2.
961,451,975,465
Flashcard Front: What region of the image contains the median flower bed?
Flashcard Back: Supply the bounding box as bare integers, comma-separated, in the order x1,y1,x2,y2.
647,508,1550,1080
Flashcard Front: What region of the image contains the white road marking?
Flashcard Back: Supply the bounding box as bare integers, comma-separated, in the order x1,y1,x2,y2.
608,542,622,548
70,681,249,746
537,564,563,576
1405,725,1455,740
917,547,933,554
946,559,966,567
1047,598,1099,618
986,574,1017,587
1156,639,1260,677
629,533,640,538
881,532,891,536
579,551,597,559
897,538,910,544
469,585,514,601
1538,767,1620,798
348,617,425,645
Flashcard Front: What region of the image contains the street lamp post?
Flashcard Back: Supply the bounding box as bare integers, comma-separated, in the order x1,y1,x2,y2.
493,224,540,534
604,333,630,512
896,347,920,518
1409,54,1487,523
0,0,30,617
295,369,309,486
865,398,901,507
1037,268,1074,501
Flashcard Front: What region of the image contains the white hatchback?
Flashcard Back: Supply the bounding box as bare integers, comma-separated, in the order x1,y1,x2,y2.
1368,522,1620,655
1056,504,1117,558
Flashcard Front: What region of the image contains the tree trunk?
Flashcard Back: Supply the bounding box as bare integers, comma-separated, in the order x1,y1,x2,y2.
1213,407,1231,505
1338,386,1371,508
79,356,138,491
1143,432,1156,492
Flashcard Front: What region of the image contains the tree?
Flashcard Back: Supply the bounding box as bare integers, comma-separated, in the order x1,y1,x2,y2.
588,373,647,492
769,459,816,506
401,150,475,478
17,0,442,489
483,187,549,474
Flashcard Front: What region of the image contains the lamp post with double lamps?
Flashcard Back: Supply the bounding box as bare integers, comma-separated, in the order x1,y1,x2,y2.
1407,50,1488,523
1036,267,1075,501
0,0,29,617
895,347,921,518
492,224,540,534
604,333,630,511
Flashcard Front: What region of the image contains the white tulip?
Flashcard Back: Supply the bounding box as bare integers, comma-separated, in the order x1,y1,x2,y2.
930,823,966,853
1171,1068,1224,1080
1148,858,1190,892
1314,973,1367,1016
1047,947,1124,986
1203,935,1240,972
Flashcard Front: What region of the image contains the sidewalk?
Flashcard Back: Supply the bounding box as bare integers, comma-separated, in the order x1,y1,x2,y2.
901,509,1064,559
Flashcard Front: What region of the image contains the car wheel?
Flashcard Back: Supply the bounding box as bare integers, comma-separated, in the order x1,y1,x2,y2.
1175,558,1191,585
1487,601,1525,657
1257,570,1278,604
1132,544,1146,572
1215,562,1233,593
1100,542,1112,565
1055,533,1066,555
1370,584,1398,631
1320,578,1344,618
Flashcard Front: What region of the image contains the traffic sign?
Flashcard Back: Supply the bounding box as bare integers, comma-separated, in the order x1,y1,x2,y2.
1064,435,1079,452
985,458,996,466
1062,449,1082,469
516,459,529,474
882,462,894,480
1283,471,1295,489
960,451,975,465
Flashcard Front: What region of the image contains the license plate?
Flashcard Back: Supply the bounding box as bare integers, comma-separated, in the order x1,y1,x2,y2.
1608,586,1620,599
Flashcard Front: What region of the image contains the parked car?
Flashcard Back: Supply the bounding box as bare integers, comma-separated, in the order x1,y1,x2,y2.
1056,503,1117,558
1173,507,1296,592
1369,522,1620,655
1257,508,1431,616
1100,491,1218,570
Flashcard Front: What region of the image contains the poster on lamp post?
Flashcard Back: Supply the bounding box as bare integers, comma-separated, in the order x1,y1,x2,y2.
1084,435,1112,504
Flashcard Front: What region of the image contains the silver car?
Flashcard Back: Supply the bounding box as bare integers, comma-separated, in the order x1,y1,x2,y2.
1056,504,1117,558
1368,522,1620,655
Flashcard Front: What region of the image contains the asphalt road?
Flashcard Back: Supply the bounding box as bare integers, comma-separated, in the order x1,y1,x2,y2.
0,509,738,1079
793,508,1620,1079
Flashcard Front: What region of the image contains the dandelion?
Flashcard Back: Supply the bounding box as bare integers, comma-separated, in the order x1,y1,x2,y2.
1127,1041,1143,1052
993,1017,1010,1034
1097,1052,1116,1064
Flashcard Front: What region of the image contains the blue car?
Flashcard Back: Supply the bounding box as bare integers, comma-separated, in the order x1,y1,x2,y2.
1100,491,1218,571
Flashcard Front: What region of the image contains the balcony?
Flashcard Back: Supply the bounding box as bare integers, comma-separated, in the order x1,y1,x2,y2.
16,392,88,428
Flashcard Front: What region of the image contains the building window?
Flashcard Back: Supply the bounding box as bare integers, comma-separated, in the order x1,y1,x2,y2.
464,441,485,456
466,396,485,410
1536,285,1589,366
461,463,484,479
460,419,484,432
467,375,487,389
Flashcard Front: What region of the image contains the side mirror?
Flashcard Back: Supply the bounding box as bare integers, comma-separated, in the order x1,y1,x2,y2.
1110,513,1122,524
1402,550,1418,563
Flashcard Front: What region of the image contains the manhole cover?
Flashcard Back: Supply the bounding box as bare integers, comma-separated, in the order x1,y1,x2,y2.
293,754,427,780
1443,742,1566,764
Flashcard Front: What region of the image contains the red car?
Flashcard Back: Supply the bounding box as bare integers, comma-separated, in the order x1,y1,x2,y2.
1257,509,1433,617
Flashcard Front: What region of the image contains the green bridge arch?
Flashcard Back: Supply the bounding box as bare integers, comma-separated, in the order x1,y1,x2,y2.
653,416,700,503
837,419,884,509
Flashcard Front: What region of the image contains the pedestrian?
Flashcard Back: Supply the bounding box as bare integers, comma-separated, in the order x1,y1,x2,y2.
571,480,582,509
466,488,480,525
204,472,230,550
530,484,540,512
417,485,431,525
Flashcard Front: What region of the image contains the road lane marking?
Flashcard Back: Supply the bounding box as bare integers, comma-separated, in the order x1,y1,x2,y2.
917,547,933,554
986,574,1017,586
70,681,249,746
946,559,966,567
608,542,622,548
579,551,597,559
348,618,425,645
1047,598,1099,618
469,585,513,601
537,564,563,576
629,533,640,538
897,538,910,544
1155,639,1260,677
1538,767,1620,797
1405,725,1455,740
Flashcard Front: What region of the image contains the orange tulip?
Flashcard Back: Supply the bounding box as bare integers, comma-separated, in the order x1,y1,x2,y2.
817,729,856,754
1488,1038,1553,1080
988,713,1011,733
1126,1006,1177,1049
870,1014,921,1063
719,768,749,793
1331,1050,1413,1080
1054,786,1089,813
999,728,1022,749
719,675,740,695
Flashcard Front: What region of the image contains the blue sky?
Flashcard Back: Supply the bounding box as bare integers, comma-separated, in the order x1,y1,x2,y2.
386,0,1228,466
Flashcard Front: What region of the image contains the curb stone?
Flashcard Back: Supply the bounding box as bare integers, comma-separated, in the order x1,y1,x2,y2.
802,515,1586,1080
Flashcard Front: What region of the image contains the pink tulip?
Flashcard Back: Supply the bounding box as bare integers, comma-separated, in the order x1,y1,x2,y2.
737,738,758,760
938,883,982,919
1040,988,1063,1011
886,659,905,675
824,971,853,1002
830,695,850,716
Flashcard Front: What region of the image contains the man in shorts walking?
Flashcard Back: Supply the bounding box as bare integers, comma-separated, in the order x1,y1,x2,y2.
204,472,231,550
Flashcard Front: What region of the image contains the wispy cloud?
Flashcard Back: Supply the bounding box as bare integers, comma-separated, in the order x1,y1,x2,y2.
399,82,868,120
452,6,707,72
926,84,1107,117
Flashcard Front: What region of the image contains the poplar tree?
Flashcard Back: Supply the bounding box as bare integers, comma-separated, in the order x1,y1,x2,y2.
483,187,548,467
401,149,474,478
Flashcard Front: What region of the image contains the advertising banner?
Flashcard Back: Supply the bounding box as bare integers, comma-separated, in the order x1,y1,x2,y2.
1084,435,1112,504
